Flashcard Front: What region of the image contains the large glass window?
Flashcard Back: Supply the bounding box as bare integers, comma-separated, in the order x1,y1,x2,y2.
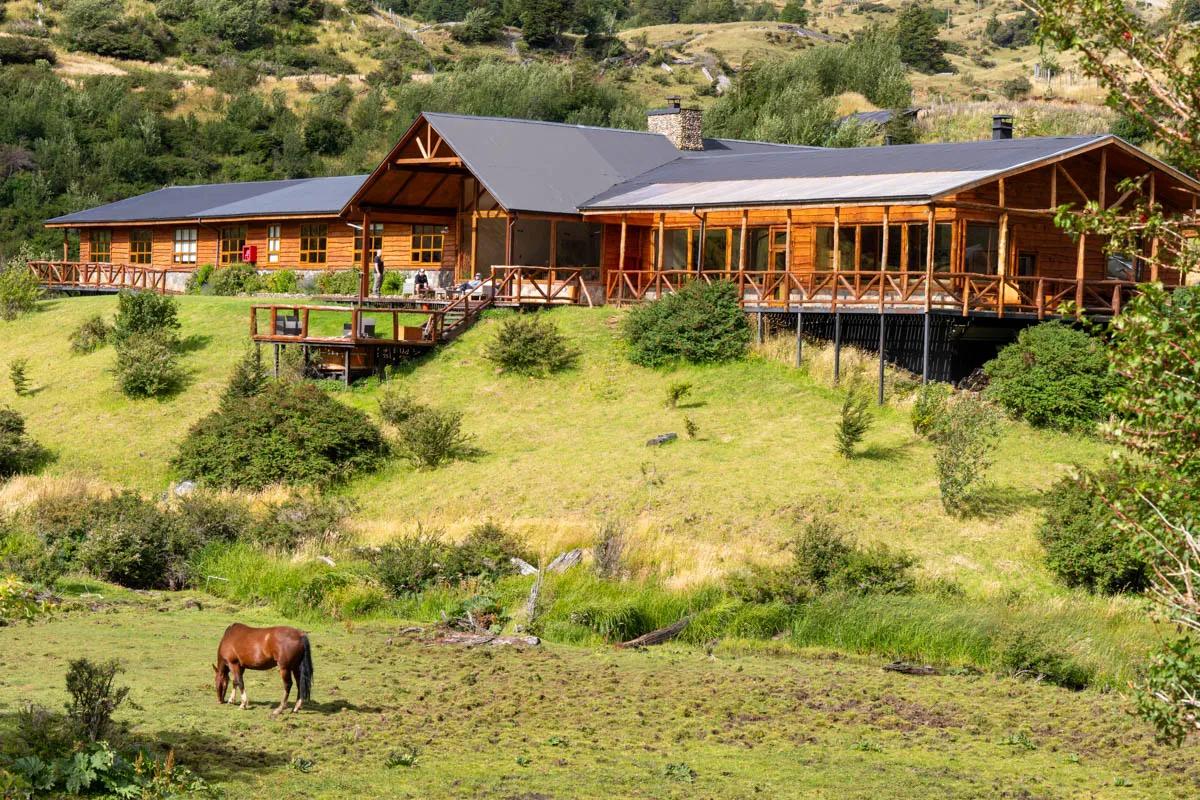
859,226,883,270
220,225,247,264
556,221,602,281
173,227,197,265
814,226,834,270
354,223,384,264
267,224,281,264
660,229,691,269
90,230,111,262
906,223,953,271
476,218,505,273
410,224,444,264
701,229,728,271
747,227,772,270
299,223,327,264
129,229,153,265
964,223,999,274
838,226,855,269
885,224,903,270
512,219,551,266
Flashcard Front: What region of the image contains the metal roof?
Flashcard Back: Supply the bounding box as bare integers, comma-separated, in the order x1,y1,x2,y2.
46,175,367,225
422,112,818,215
583,135,1111,210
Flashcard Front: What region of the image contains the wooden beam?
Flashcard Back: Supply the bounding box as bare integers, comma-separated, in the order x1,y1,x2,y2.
416,173,452,207
393,157,462,167
505,214,514,266
1150,172,1160,282
359,210,371,304
880,206,889,314
618,215,627,272
785,208,793,274
470,211,479,280
739,209,747,271
657,214,665,271
358,203,457,217
1075,232,1086,313
1057,163,1089,204
414,137,429,159
1099,149,1107,209
831,206,840,313
1050,163,1057,208
925,206,934,314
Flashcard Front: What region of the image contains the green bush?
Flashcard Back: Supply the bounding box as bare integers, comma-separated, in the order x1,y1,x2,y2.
0,406,49,479
983,321,1113,431
931,395,1002,515
382,272,406,293
0,35,57,64
75,497,176,589
0,245,44,320
441,522,531,584
1037,473,1146,594
911,381,952,436
315,270,363,295
378,386,428,426
372,531,449,596
396,406,476,469
483,314,580,376
834,389,872,457
8,357,30,396
994,626,1094,690
113,331,183,398
452,7,502,43
249,495,348,550
265,269,299,294
172,380,385,489
207,263,261,295
65,657,130,742
69,314,112,354
622,280,751,367
186,264,215,294
111,290,179,345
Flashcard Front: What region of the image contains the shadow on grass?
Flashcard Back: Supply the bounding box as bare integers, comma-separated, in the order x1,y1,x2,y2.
177,334,213,354
148,728,291,782
857,439,918,462
962,483,1045,519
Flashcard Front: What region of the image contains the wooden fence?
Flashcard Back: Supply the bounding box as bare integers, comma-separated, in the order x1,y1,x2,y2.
28,261,170,294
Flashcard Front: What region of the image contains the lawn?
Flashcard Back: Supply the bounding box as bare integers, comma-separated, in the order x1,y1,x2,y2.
1,295,1107,597
1,599,1197,800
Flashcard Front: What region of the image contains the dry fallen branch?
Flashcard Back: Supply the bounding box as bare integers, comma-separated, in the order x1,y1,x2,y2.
616,616,692,649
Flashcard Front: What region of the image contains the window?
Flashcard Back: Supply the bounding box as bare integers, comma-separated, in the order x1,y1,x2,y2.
512,219,551,267
859,226,883,270
220,225,247,264
267,224,281,264
353,223,383,265
556,221,602,281
660,229,691,269
1106,253,1136,281
814,226,835,270
410,224,444,264
476,219,505,273
964,223,999,274
173,228,197,265
906,223,953,271
701,229,728,271
885,224,904,270
1017,252,1037,277
129,229,153,264
299,223,327,264
747,228,771,270
90,230,111,263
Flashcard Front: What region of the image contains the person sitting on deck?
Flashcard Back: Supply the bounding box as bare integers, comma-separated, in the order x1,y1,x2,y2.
372,253,386,297
414,268,430,298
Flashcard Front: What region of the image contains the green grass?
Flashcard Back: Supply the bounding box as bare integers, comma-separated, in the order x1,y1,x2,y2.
2,599,1198,799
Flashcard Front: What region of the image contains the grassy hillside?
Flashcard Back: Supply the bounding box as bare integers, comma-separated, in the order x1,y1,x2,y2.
1,598,1197,799
2,296,1106,594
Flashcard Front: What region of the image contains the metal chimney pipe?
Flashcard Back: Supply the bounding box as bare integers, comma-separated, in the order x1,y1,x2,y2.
992,115,1014,140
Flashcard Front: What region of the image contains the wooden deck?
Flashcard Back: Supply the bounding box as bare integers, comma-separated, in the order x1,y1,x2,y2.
29,261,171,294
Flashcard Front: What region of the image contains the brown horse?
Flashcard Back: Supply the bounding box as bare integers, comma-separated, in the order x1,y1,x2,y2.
213,623,313,715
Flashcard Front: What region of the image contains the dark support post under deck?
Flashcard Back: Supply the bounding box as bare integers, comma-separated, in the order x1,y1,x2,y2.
921,312,931,384
833,311,842,385
343,350,351,387
756,311,763,344
794,309,803,367
273,344,280,379
877,314,886,406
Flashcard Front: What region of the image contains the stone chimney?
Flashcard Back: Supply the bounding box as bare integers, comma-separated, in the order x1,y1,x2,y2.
647,96,704,151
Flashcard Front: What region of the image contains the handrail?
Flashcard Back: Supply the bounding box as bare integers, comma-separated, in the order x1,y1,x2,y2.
28,260,171,294
604,268,1139,317
490,266,593,307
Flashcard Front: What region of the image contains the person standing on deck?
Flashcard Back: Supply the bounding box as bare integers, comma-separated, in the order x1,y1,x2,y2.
372,252,386,297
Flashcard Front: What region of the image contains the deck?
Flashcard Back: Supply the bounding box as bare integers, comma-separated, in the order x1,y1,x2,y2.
29,261,172,294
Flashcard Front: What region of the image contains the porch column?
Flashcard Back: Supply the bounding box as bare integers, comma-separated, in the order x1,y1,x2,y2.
924,205,935,314
997,178,1008,318
831,206,840,312
1075,232,1086,315
1149,173,1159,282
505,214,515,266
470,211,479,281
739,210,747,272
880,206,889,314
62,229,69,262
657,214,665,271
618,215,627,271
697,212,706,273
358,210,371,305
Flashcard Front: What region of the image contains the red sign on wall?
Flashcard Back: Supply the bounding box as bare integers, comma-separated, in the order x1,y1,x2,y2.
242,245,258,264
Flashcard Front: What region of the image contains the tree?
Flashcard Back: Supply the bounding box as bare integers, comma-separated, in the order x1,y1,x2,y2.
893,2,951,74
780,0,807,25
303,115,352,156
518,0,571,47
834,390,872,458
452,8,503,43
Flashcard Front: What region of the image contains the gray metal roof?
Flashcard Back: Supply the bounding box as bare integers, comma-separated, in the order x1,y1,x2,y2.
422,112,818,215
583,135,1109,210
47,175,367,225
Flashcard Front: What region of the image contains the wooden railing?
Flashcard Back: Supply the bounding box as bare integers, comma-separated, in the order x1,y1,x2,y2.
605,269,1139,318
490,266,594,307
28,261,170,294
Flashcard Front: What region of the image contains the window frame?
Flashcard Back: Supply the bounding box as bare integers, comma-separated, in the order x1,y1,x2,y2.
90,230,112,263
410,224,444,265
129,229,153,265
219,225,247,265
173,227,198,265
353,223,384,265
299,223,328,265
267,224,281,264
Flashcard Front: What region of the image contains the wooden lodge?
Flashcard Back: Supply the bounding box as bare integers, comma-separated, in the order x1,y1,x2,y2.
41,104,1200,381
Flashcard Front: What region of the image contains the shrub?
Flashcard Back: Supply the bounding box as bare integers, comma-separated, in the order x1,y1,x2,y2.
207,263,261,295
994,626,1093,690
834,389,872,457
113,331,183,398
1038,473,1147,594
0,34,57,64
0,576,54,622
378,386,428,426
315,270,362,295
0,406,49,479
665,381,692,408
65,658,130,742
1001,75,1033,100
171,491,252,552
931,395,1002,514
441,522,529,584
223,345,267,402
452,7,502,43
372,532,448,596
983,321,1113,431
173,380,385,489
911,381,952,436
69,314,112,354
8,357,30,396
828,543,918,594
382,272,405,293
249,494,348,550
593,520,625,579
111,290,179,345
483,314,580,376
186,264,215,293
266,269,299,294
623,280,751,367
683,415,699,439
0,244,44,320
75,495,176,589
396,406,476,469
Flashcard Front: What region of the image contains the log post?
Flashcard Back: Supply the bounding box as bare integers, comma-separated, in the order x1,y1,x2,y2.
618,215,627,272
1075,232,1086,315
880,206,889,313
877,313,886,406
359,210,371,305
1099,148,1107,210
739,209,748,273
1149,173,1159,282
921,311,931,384
833,311,842,386
784,208,793,307
795,309,803,367
657,214,665,272
997,184,1009,319
470,211,479,283
925,205,935,313
831,207,841,312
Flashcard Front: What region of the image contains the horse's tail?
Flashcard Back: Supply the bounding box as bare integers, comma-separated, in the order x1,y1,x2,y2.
297,634,314,702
